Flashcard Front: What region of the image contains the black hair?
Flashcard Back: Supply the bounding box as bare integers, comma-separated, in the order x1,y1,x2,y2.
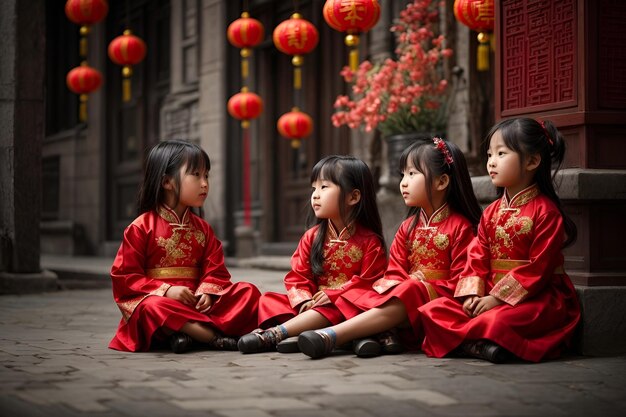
137,139,211,215
483,117,577,247
398,139,482,232
306,155,386,276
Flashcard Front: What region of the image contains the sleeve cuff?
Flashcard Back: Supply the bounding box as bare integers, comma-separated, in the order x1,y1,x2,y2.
489,273,528,305
288,287,313,308
372,277,402,294
195,282,225,296
454,276,485,298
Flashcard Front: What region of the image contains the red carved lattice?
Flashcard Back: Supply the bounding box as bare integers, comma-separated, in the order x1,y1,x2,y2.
501,0,576,112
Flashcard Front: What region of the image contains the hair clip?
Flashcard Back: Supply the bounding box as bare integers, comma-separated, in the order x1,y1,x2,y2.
539,120,554,146
433,137,453,165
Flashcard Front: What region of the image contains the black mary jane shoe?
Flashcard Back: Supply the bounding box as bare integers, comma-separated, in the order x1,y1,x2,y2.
461,340,509,364
277,336,300,353
169,332,194,354
377,329,405,355
298,330,335,359
210,335,239,351
237,329,278,353
353,338,382,358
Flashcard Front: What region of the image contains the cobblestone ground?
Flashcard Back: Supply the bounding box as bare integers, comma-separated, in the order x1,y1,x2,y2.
1,267,626,417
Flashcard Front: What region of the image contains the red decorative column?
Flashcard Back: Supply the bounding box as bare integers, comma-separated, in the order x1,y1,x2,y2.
495,0,626,355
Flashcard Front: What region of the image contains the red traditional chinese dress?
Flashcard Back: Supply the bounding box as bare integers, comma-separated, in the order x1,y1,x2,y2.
419,185,581,362
335,204,476,347
257,222,387,328
109,206,261,352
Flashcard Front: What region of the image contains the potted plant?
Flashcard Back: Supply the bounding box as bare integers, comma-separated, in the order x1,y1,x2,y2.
331,0,453,178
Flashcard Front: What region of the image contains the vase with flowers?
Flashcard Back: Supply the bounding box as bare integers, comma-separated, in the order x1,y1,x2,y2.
331,0,453,179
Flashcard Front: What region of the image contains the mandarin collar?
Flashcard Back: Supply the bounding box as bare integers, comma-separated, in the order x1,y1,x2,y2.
418,203,450,228
158,205,190,225
502,184,540,209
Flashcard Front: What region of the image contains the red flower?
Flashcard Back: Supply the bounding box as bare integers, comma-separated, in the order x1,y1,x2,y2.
332,0,452,137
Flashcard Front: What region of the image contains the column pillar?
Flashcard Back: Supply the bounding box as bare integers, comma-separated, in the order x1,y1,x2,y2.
0,0,57,293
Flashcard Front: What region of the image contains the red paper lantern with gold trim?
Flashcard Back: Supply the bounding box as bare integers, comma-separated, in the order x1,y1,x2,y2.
227,87,264,128
227,12,265,80
66,62,102,122
323,0,380,71
108,30,147,102
277,108,313,148
65,0,109,57
273,13,319,90
453,0,494,71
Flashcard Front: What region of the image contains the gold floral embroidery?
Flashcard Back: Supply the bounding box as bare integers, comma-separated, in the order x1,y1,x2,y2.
433,234,449,250
319,273,349,290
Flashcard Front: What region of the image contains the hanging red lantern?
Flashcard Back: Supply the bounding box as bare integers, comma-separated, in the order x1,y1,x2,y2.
227,87,263,227
227,12,265,81
66,62,102,122
273,13,319,90
227,87,264,128
453,0,494,71
64,0,109,57
277,108,313,149
323,0,380,71
108,30,147,102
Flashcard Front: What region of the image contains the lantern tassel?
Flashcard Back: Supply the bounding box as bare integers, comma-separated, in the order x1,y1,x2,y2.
241,58,249,80
122,79,132,102
80,37,88,58
294,67,302,90
349,48,359,72
79,94,88,122
242,126,251,226
291,139,301,149
477,33,490,72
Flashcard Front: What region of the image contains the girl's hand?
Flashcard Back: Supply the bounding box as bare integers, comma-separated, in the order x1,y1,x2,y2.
196,293,213,313
298,300,315,314
472,295,503,316
165,286,196,306
312,290,330,307
462,296,479,317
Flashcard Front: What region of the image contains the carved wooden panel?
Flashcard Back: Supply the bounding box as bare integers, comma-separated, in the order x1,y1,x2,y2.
501,0,576,114
598,0,626,109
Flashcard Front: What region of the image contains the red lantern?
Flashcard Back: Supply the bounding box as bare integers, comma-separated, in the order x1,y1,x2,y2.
227,12,265,80
277,108,313,148
323,0,381,71
66,62,102,122
453,0,494,71
227,88,264,129
273,13,319,90
108,30,147,102
65,0,109,57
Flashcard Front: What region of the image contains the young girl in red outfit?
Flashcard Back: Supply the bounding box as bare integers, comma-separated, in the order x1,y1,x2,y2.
419,118,581,363
109,140,261,353
238,155,388,353
297,138,482,359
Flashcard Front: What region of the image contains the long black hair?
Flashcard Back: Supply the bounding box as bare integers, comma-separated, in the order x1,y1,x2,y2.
484,117,577,247
398,139,482,232
306,155,386,276
137,139,211,215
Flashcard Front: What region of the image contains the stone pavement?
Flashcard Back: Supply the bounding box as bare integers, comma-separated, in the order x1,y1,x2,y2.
1,263,626,417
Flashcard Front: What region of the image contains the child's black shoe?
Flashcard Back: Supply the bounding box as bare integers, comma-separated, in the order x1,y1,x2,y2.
169,332,194,354
353,338,381,358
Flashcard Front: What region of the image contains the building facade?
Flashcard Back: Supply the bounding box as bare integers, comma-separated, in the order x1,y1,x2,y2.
39,0,480,258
